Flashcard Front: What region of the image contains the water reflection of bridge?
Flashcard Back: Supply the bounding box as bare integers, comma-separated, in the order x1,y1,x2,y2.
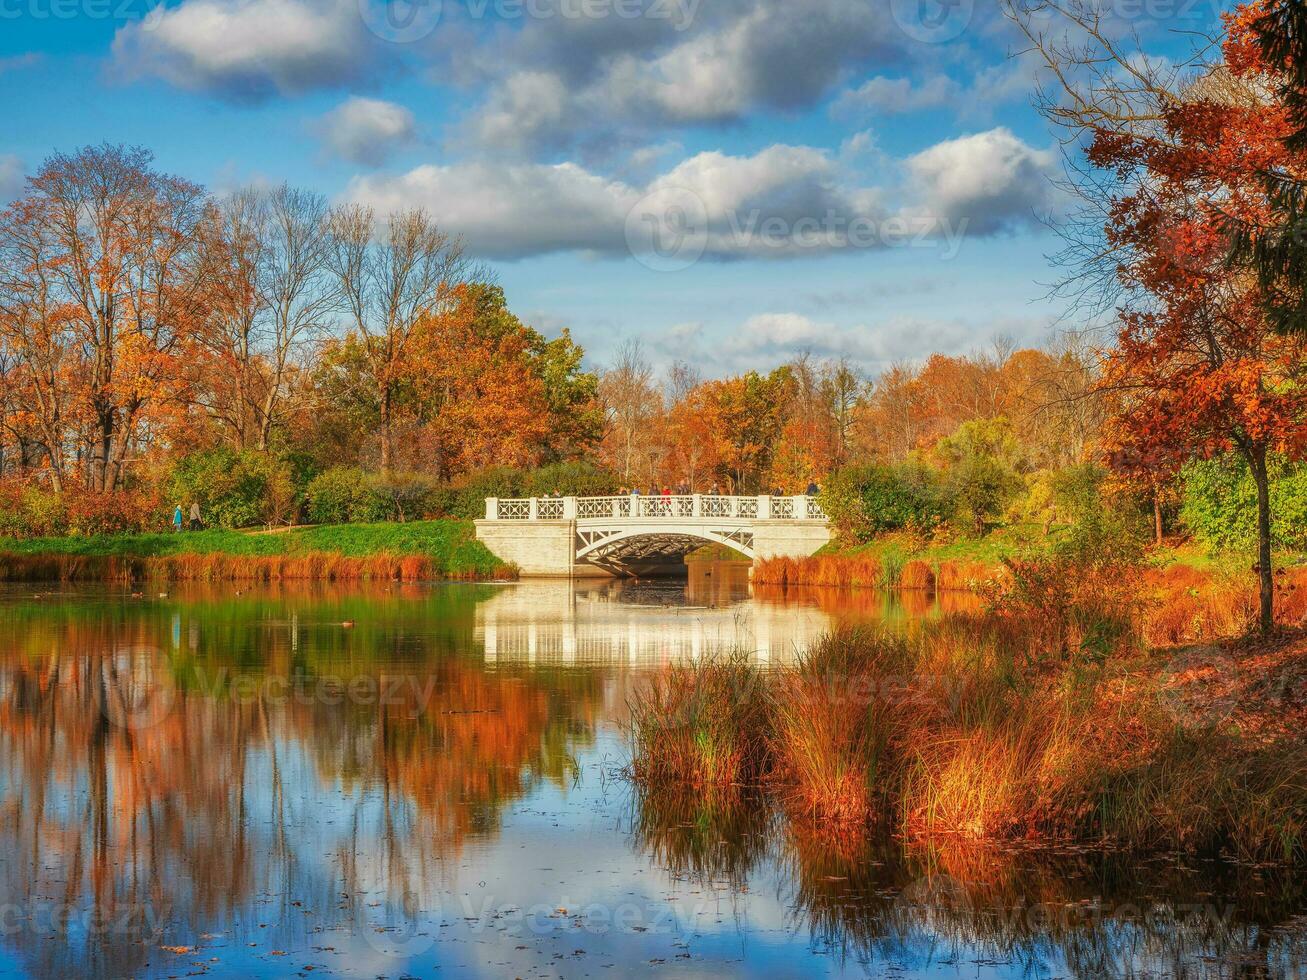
476,567,832,665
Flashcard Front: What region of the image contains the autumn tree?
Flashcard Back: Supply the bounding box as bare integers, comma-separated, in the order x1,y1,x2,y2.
195,185,336,452
327,205,474,471
0,145,208,491
1020,1,1307,632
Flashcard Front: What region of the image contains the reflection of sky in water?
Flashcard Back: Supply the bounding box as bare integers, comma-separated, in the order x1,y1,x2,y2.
0,576,1302,978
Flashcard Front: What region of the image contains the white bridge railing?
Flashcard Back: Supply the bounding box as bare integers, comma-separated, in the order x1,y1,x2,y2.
485,494,825,522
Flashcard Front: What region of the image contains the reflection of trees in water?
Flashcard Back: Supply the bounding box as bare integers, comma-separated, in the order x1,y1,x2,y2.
799,837,1307,976
0,591,602,978
0,648,262,978
632,786,1307,977
632,785,772,890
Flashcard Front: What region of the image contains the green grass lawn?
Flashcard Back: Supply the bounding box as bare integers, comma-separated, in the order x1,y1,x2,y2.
818,522,1052,567
0,520,507,577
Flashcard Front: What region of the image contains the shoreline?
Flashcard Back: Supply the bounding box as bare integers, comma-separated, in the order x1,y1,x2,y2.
0,520,516,584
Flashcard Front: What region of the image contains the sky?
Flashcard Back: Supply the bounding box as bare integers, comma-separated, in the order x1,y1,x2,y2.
0,0,1229,377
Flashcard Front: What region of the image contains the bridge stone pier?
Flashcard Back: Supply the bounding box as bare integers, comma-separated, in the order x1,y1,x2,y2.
475,494,832,577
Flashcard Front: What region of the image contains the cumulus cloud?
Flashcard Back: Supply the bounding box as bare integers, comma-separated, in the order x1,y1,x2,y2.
111,0,380,100
832,75,960,116
345,143,883,260
458,0,912,157
316,97,417,166
345,160,635,259
905,128,1058,234
344,128,1053,261
470,71,573,155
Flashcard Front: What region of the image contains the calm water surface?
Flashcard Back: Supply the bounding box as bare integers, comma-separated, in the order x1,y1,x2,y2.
0,565,1303,979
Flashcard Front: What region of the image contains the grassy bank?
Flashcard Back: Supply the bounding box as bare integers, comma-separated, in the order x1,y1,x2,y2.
0,520,514,583
629,557,1307,862
756,527,1307,646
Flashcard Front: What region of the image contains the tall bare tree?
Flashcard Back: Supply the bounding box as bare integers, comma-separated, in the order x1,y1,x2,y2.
199,185,337,451
600,339,661,484
327,205,472,470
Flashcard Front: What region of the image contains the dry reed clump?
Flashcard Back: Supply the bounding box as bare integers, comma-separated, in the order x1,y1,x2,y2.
935,560,1009,593
626,655,769,789
0,554,141,582
753,554,883,588
1095,727,1307,862
898,560,936,591
754,554,1012,594
767,627,916,825
629,561,1307,859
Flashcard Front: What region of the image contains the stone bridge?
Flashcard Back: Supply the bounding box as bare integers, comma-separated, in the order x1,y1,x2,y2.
475,494,831,577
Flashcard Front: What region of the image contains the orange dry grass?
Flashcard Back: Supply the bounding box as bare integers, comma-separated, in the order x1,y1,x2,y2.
627,656,769,789
898,560,936,591
935,560,1009,593
755,555,1011,593
753,555,883,588
151,552,438,582
1141,565,1307,646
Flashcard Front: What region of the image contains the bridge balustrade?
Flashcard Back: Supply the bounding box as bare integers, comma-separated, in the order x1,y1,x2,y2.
484,494,825,522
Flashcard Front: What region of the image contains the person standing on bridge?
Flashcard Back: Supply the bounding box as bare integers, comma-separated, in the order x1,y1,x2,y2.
807,480,819,496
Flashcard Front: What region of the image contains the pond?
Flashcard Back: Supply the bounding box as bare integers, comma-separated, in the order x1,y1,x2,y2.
0,566,1303,978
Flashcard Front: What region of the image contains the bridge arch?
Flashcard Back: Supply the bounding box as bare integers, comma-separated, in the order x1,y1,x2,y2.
575,526,756,566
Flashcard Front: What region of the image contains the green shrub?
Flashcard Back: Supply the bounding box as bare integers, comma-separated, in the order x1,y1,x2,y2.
447,467,526,519
932,418,1028,535
1049,465,1146,565
305,467,369,524
1180,454,1307,551
166,448,291,529
306,467,447,524
819,463,950,544
445,463,618,519
18,484,67,537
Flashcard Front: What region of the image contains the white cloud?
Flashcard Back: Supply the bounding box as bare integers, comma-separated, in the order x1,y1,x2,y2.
832,75,960,116
316,97,416,166
457,0,911,157
0,155,23,203
471,71,572,155
345,161,635,259
345,129,1055,261
905,128,1058,234
112,0,378,100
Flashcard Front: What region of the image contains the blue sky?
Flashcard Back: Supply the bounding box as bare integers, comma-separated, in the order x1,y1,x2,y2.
0,0,1227,376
